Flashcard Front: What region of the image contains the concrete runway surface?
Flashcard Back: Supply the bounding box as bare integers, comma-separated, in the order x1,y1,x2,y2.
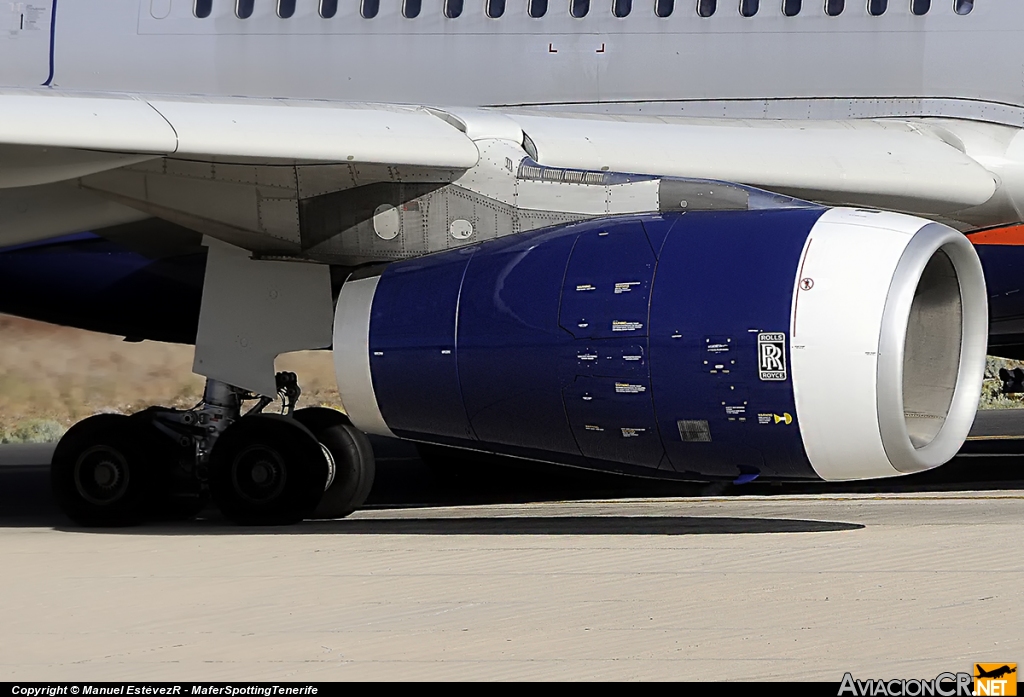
2,420,1024,681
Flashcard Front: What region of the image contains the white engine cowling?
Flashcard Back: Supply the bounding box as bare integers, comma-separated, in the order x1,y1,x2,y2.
792,208,987,480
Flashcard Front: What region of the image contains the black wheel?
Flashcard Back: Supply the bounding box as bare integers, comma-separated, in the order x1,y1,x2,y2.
293,407,375,519
51,413,157,527
209,414,327,525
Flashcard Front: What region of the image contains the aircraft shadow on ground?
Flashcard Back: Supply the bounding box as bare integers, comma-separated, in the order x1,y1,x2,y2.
224,516,864,535
1,437,1022,533
50,515,865,536
0,460,866,535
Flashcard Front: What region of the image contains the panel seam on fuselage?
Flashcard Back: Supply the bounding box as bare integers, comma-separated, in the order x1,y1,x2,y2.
41,0,59,87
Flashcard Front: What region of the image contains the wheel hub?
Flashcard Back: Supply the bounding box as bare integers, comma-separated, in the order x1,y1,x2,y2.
232,445,287,504
74,446,130,506
251,463,271,484
93,463,116,487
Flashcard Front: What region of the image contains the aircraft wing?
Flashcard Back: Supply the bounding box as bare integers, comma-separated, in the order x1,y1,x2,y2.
0,90,481,187
509,111,999,215
0,89,997,197
0,89,1008,248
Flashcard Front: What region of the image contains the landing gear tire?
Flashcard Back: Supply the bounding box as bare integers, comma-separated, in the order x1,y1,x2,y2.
209,414,328,526
293,407,375,519
51,413,158,527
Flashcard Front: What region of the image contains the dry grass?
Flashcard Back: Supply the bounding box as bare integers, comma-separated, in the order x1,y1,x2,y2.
0,314,340,441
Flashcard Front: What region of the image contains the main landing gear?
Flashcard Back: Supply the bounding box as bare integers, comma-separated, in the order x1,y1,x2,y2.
50,373,375,527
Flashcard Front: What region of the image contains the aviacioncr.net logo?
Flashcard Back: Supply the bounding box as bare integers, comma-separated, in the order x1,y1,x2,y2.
974,664,1017,696
839,672,974,697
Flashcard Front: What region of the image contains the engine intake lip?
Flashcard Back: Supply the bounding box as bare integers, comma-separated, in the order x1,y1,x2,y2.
876,224,988,474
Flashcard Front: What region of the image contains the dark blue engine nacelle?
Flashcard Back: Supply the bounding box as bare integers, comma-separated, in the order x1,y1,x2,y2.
335,208,988,483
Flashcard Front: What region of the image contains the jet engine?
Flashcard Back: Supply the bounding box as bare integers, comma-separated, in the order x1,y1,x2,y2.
334,207,988,482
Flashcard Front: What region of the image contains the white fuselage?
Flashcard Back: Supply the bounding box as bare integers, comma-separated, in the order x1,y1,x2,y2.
1,1,1021,125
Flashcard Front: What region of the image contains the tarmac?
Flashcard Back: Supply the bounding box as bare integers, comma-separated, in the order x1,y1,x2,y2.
1,411,1024,681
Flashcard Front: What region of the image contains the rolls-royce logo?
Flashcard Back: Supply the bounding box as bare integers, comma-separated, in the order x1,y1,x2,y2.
758,332,787,381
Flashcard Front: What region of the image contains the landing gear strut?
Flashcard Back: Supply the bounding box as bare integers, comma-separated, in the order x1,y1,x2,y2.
50,372,375,527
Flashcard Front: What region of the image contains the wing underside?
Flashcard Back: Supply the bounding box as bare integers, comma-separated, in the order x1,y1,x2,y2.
0,89,1014,252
